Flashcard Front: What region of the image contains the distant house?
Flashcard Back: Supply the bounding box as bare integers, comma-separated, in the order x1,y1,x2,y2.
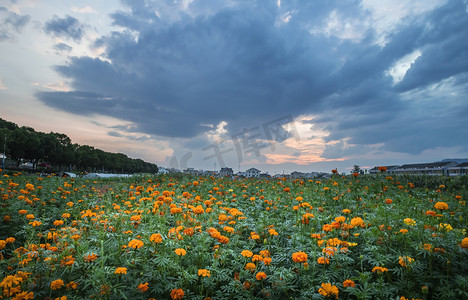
291,171,306,179
158,167,169,175
183,168,201,175
447,162,468,176
392,161,458,176
83,173,131,178
245,168,261,178
219,167,234,177
368,165,399,175
259,173,270,178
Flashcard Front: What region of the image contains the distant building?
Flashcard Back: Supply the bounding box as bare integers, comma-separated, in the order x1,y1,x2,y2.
158,167,170,175
219,167,234,177
245,168,261,178
447,162,468,176
392,161,458,176
183,168,201,175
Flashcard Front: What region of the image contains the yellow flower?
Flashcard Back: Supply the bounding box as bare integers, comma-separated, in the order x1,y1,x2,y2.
198,269,211,277
403,218,416,226
318,283,339,299
438,223,452,232
114,267,127,275
50,279,64,290
175,248,186,256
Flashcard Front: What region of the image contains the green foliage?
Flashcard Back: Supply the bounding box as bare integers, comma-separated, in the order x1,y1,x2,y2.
0,173,467,299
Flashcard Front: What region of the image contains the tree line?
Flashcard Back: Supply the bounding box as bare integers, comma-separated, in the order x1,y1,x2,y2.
0,118,158,174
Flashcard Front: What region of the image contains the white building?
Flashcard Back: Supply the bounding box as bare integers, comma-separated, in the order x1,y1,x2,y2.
245,168,261,178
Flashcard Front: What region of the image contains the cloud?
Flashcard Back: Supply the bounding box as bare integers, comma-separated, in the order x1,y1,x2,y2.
71,6,97,14
53,42,72,52
0,77,6,90
0,6,30,41
44,15,85,42
37,0,468,160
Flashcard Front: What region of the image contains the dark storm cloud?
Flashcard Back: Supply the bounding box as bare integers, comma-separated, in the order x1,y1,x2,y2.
38,0,468,156
44,15,85,42
0,6,30,41
395,0,468,92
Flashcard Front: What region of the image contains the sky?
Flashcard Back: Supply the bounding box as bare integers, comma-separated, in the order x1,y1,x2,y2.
1,0,468,174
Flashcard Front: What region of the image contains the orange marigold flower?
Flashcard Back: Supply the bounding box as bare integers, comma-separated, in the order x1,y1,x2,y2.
268,228,279,235
372,266,388,273
128,239,144,249
425,210,436,216
263,257,272,265
6,237,15,244
385,199,393,204
50,279,64,290
398,256,414,267
26,214,35,220
245,263,256,270
317,256,330,264
343,279,355,287
114,267,127,275
252,254,263,262
461,237,468,249
175,248,186,256
223,226,235,234
292,251,308,263
170,288,185,300
198,269,211,277
84,253,98,262
60,255,75,266
259,249,270,257
150,233,163,243
138,282,149,292
318,283,339,299
322,224,334,232
342,209,351,214
255,272,267,280
67,281,78,290
350,217,364,227
241,250,253,257
335,216,345,223
18,210,28,214
434,202,448,210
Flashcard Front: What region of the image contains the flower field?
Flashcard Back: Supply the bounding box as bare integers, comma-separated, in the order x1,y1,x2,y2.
1,169,467,299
